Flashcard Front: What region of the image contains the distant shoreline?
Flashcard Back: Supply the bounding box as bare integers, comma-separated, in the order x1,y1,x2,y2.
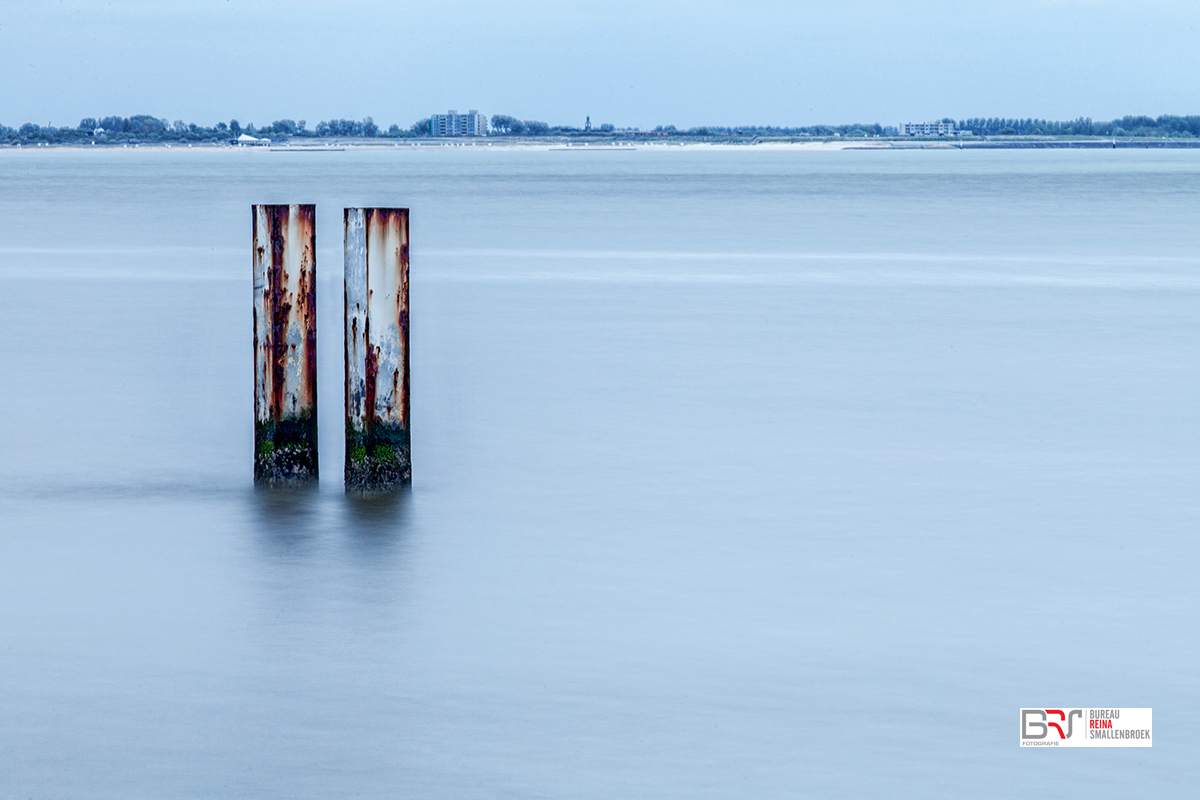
6,136,1200,152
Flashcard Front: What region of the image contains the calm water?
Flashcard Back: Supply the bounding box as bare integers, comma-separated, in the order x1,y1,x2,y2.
1,147,1198,797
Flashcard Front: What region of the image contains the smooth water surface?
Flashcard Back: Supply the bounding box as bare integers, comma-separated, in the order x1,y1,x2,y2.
1,147,1198,797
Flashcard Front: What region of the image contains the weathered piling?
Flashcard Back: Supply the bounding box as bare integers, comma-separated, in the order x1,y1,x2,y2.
252,204,318,484
344,208,411,491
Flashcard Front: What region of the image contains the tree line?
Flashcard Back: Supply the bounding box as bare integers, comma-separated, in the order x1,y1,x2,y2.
4,113,1200,144
0,115,890,142
956,115,1200,137
0,115,439,144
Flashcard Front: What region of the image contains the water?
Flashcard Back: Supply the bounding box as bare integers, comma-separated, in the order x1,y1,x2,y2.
1,147,1198,796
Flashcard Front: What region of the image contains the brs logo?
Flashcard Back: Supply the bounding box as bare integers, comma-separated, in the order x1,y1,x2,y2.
1022,709,1083,740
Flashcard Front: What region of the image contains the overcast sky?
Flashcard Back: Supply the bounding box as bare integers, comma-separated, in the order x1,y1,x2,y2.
1,0,1197,130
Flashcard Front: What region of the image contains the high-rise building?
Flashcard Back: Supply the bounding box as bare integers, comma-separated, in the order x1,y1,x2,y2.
430,110,488,137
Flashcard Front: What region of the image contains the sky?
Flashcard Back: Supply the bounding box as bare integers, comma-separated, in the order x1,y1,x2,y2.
1,0,1198,130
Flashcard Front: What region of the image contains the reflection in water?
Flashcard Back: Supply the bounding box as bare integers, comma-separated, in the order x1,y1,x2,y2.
343,487,412,558
246,484,411,615
251,482,320,548
249,482,412,561
345,486,411,532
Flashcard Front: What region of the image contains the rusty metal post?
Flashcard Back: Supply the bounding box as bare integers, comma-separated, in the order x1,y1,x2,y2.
344,208,410,491
252,204,318,484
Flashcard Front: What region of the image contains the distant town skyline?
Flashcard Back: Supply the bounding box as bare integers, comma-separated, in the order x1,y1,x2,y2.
2,1,1197,129
7,113,1200,146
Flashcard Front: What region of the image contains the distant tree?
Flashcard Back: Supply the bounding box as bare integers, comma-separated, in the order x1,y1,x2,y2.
599,123,614,132
489,114,522,134
410,117,431,136
270,119,298,135
1119,115,1155,131
125,115,166,136
523,120,549,135
18,123,41,138
997,126,1017,135
230,120,241,135
1156,115,1200,135
216,122,228,132
387,124,402,136
310,118,374,137
78,118,98,131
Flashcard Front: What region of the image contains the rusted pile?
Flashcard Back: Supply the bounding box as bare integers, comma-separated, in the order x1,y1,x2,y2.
251,204,410,493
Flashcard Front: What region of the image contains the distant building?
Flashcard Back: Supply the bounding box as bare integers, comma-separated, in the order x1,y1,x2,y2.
899,121,956,136
232,133,271,146
430,110,488,137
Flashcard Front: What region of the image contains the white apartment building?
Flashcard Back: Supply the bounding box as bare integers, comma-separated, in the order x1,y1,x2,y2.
430,110,488,137
898,121,956,136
